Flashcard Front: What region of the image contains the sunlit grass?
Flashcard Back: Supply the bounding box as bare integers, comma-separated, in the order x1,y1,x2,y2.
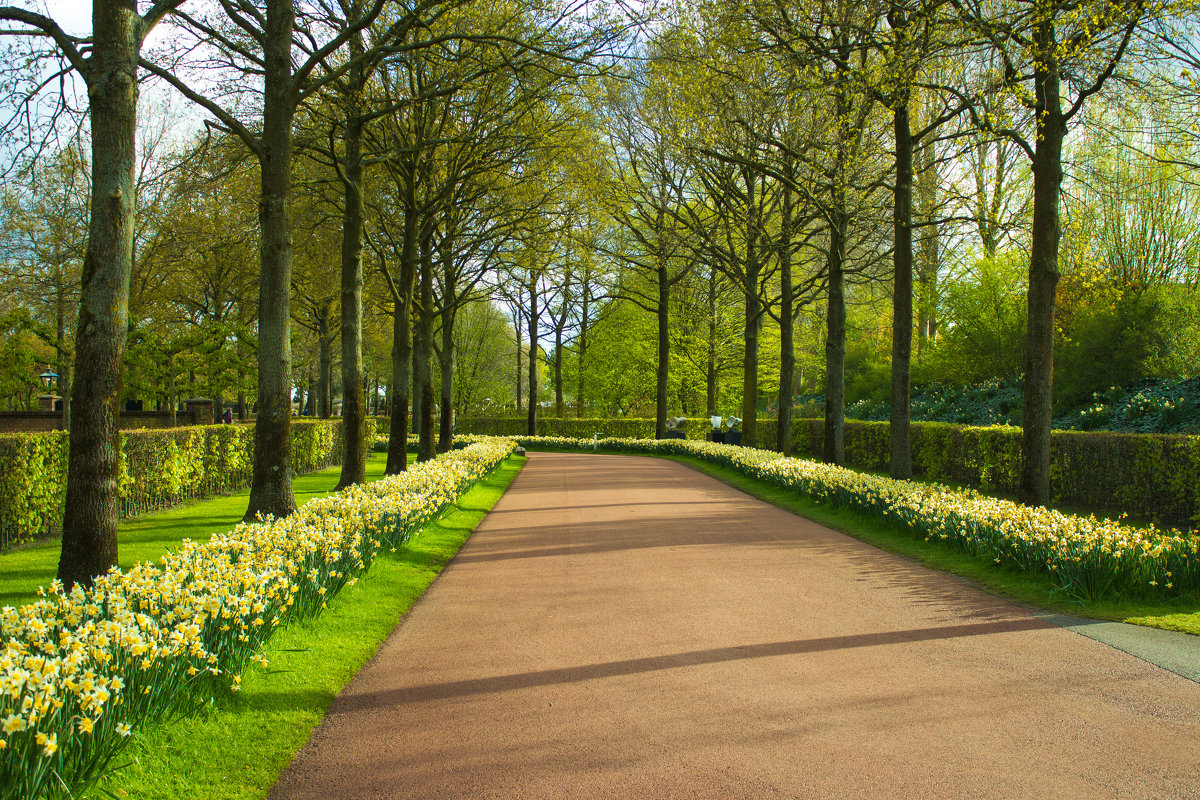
87,456,523,800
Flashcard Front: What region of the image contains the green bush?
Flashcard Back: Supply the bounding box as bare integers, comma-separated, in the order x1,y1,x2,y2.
789,418,1199,529
456,417,663,439
0,418,377,549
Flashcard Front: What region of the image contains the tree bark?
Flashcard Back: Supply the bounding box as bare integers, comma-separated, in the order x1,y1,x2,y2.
245,0,297,521
58,0,139,589
335,57,366,487
740,173,761,449
415,230,435,462
823,208,847,466
777,171,795,455
526,278,538,436
576,281,588,417
706,269,718,417
317,307,332,419
890,91,914,480
438,303,455,453
1020,20,1065,507
385,175,418,475
514,314,523,413
655,260,670,440
916,134,940,354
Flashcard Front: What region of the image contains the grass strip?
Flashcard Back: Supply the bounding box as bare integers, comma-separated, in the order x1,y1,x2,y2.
659,453,1200,636
87,454,524,800
0,454,396,607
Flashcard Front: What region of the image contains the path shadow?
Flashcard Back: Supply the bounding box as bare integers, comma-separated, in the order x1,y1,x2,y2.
326,617,1055,711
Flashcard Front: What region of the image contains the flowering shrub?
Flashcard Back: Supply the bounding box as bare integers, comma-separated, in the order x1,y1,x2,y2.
0,439,516,800
511,436,1199,603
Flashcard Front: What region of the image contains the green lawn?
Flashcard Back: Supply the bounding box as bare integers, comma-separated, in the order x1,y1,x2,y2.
0,454,396,608
660,453,1200,636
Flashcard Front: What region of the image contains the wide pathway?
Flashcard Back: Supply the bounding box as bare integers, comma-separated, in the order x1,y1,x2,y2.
270,453,1200,800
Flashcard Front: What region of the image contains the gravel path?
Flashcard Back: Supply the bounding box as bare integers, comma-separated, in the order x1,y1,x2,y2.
269,452,1200,800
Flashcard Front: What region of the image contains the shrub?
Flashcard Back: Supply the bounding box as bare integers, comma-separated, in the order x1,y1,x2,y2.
0,419,380,549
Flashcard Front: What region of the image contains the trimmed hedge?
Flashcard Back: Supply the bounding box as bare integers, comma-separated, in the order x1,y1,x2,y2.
788,419,1200,529
457,415,1200,528
0,418,378,549
455,416,661,439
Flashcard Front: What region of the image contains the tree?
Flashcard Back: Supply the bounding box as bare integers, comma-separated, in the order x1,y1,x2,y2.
952,0,1156,505
0,0,187,589
148,0,430,516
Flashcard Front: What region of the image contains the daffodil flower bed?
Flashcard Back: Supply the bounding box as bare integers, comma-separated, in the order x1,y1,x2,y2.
512,436,1199,602
0,439,516,800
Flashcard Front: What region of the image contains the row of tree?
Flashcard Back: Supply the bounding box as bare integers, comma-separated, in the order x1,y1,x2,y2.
3,0,1200,588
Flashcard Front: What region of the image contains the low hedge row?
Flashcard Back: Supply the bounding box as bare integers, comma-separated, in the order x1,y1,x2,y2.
0,418,379,549
787,420,1200,529
456,416,1200,528
455,417,659,439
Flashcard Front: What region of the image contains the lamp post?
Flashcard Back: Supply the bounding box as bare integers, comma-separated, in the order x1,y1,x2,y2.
37,369,61,418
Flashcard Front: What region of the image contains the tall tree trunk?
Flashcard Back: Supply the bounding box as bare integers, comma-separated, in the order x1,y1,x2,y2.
777,175,794,455
740,175,761,448
655,261,670,440
438,303,455,453
1021,21,1065,507
385,176,418,475
916,134,940,355
318,309,333,419
823,209,847,466
245,0,297,521
554,322,565,418
416,231,435,461
576,281,588,418
58,0,139,588
706,269,718,418
336,55,366,488
890,89,914,480
527,279,538,436
55,293,71,431
514,314,523,413
167,360,177,427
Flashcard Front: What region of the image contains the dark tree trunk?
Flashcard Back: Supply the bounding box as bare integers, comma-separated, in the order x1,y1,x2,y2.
655,261,670,440
706,269,718,417
336,36,366,489
554,322,565,417
167,361,177,427
58,0,140,589
777,176,795,455
385,178,418,475
245,0,298,521
916,134,940,356
526,279,538,436
740,176,761,449
576,282,588,417
438,303,455,453
1020,21,1065,507
318,307,333,419
890,91,914,480
823,209,847,466
514,314,523,413
416,231,435,462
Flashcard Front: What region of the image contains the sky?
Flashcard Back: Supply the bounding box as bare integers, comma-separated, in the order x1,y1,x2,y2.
38,1,90,36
